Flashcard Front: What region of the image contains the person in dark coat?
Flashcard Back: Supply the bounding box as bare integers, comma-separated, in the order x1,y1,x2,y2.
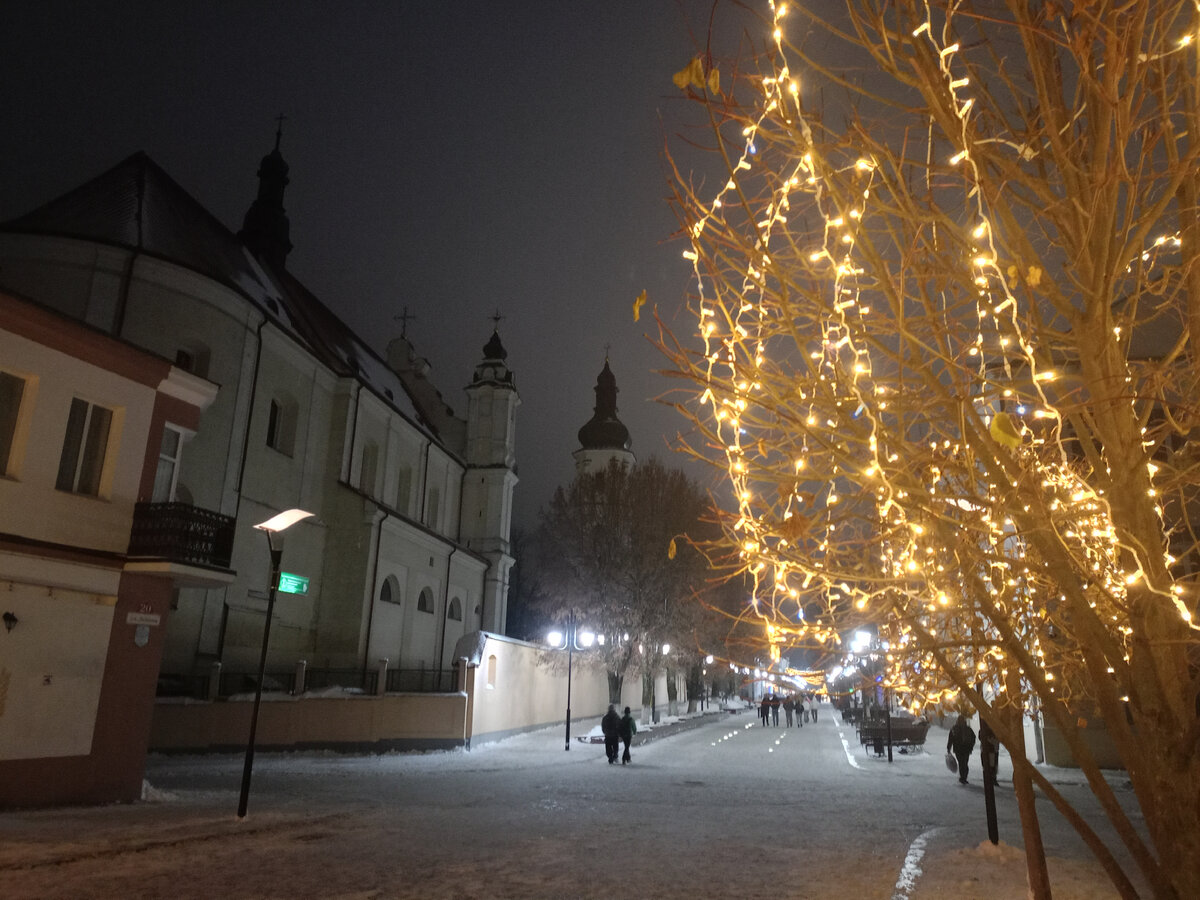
783,696,795,727
759,696,771,727
601,704,622,764
769,693,781,726
947,714,976,784
619,706,637,764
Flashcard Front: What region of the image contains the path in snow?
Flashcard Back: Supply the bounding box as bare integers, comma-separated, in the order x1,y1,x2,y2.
0,705,1140,899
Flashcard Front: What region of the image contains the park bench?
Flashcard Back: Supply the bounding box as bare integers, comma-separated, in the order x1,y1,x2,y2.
857,715,930,754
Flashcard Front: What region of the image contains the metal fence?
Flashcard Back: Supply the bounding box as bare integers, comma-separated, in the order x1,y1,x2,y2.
157,664,456,699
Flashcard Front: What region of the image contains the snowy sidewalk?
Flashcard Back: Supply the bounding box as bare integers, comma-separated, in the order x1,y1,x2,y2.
0,706,1141,899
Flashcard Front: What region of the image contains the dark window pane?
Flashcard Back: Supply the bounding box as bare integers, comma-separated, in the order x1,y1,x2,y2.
56,397,88,491
0,372,25,474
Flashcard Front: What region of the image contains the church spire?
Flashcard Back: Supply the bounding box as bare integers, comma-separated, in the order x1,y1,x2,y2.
573,356,635,474
239,116,293,270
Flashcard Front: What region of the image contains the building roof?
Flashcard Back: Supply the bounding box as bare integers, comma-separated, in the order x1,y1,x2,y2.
1,151,474,451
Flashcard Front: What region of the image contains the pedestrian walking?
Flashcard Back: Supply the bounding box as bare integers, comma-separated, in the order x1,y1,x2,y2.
810,694,819,722
759,696,771,727
783,696,794,727
795,697,804,727
769,693,781,726
601,704,622,764
619,706,637,764
947,714,976,784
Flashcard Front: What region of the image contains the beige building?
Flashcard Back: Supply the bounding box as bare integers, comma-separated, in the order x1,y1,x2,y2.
0,288,226,806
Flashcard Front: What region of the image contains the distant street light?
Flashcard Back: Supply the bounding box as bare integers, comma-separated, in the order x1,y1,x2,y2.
237,508,315,819
548,611,594,751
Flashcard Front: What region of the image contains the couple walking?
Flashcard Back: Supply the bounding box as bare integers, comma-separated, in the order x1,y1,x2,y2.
601,704,637,764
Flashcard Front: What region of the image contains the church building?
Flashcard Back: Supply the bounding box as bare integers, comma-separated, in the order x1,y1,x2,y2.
0,133,518,717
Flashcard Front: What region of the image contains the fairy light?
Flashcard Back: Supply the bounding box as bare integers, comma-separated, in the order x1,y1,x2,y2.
679,0,1198,718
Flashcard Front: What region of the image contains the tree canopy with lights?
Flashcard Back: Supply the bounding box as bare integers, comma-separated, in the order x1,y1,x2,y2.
660,2,1200,897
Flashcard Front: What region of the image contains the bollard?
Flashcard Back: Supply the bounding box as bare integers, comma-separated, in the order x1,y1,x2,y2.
293,659,307,695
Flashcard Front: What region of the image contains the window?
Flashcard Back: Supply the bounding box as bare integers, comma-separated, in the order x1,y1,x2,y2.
395,463,413,515
425,486,441,529
0,371,26,476
379,575,401,605
417,587,434,614
266,396,297,456
174,344,210,379
56,398,113,496
448,597,462,621
486,654,497,688
152,425,184,502
474,603,483,628
359,441,379,496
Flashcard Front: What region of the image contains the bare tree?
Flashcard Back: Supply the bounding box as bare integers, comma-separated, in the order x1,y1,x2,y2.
659,3,1200,897
534,458,719,706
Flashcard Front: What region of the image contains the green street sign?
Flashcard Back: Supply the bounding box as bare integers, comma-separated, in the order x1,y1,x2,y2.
278,572,309,594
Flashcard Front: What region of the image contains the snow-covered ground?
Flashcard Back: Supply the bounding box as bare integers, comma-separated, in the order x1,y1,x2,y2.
0,704,1140,899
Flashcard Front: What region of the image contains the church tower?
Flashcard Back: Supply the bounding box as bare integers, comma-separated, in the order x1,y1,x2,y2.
239,122,293,270
461,329,519,633
573,357,635,474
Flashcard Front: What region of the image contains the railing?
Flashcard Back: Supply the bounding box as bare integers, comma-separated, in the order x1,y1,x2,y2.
157,664,456,699
129,501,236,569
386,667,456,693
305,668,377,694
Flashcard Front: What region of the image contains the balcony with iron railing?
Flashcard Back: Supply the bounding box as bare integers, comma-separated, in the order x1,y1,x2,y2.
128,501,236,571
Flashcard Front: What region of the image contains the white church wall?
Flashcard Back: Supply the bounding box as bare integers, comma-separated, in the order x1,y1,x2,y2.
0,235,123,325
465,633,642,744
118,260,260,514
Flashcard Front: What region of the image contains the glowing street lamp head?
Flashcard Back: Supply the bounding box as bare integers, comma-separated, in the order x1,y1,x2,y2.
547,630,565,649
578,630,596,648
255,509,316,533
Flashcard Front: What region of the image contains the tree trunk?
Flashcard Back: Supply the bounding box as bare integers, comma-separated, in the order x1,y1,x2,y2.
641,671,653,725
607,670,623,706
1004,672,1051,900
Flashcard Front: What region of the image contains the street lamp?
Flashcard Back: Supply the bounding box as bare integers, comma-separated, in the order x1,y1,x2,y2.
237,508,314,819
547,611,594,751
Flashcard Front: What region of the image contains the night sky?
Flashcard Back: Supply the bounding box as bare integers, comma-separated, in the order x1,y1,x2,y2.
1,1,759,526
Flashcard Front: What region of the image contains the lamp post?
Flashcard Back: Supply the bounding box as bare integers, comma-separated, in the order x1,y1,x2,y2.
548,611,594,751
237,508,314,819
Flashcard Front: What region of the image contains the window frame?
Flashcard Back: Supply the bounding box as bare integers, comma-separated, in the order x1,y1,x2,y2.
151,424,187,503
0,370,28,477
55,396,115,497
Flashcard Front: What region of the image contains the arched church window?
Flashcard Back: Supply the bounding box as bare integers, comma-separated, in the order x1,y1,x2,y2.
448,597,462,621
417,587,434,614
380,574,401,605
487,654,497,688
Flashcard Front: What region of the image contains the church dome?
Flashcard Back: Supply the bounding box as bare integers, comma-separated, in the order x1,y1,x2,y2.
577,360,631,450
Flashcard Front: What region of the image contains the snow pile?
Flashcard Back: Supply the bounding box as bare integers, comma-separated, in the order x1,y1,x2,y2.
139,780,177,803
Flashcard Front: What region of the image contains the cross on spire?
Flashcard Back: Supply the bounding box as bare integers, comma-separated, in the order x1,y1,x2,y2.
604,342,612,359
395,305,417,338
274,113,287,150
490,309,505,329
